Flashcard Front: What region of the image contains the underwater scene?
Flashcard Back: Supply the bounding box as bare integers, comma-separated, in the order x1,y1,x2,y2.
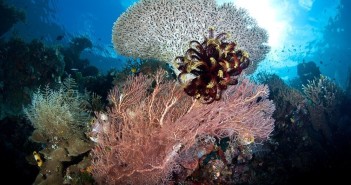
1,0,350,184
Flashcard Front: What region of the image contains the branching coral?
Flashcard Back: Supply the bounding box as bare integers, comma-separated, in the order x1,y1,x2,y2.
91,69,275,184
23,77,93,184
112,0,269,75
302,75,344,141
24,77,90,142
302,75,342,111
176,28,250,103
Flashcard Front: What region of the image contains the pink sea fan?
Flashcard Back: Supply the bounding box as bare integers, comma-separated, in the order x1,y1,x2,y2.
91,70,275,184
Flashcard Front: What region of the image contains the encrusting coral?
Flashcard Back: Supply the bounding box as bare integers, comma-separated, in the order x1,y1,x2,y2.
112,0,270,75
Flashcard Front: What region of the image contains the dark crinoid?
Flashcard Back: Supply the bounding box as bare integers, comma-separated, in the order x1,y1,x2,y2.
175,27,250,103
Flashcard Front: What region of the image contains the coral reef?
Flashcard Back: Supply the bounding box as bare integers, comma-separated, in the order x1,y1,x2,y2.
257,73,305,119
250,72,351,184
0,38,64,119
176,28,250,103
91,69,275,184
112,0,269,74
59,36,113,107
0,116,39,184
0,0,25,36
297,61,321,85
0,35,102,184
175,136,259,184
0,35,103,119
23,77,93,185
69,36,93,54
112,58,175,88
61,36,93,76
303,75,344,142
303,75,342,110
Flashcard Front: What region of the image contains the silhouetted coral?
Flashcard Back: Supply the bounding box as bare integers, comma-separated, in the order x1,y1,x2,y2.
303,75,344,142
0,38,64,119
0,0,25,36
297,61,321,85
257,73,305,119
69,36,93,54
61,36,92,74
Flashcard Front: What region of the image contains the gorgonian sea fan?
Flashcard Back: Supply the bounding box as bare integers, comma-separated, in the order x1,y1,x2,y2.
176,28,250,103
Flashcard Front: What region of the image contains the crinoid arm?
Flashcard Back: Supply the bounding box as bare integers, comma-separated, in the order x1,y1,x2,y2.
176,28,250,103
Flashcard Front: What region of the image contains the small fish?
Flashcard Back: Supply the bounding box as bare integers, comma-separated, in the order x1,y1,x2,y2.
131,68,137,73
131,68,141,76
33,151,43,167
56,35,64,40
109,71,115,76
57,76,62,84
290,117,295,124
70,68,79,71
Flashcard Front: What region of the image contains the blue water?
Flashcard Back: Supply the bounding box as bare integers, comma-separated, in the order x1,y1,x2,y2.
4,0,350,87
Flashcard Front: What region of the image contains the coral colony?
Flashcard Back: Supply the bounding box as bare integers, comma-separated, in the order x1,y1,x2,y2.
89,0,275,184
2,0,349,184
90,70,275,184
16,0,275,184
112,0,270,75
